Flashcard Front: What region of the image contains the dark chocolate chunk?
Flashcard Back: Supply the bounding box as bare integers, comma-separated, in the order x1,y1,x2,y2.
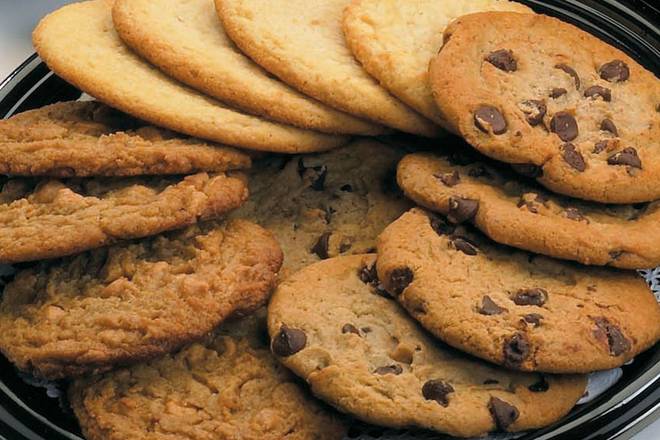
528,376,550,392
340,184,353,192
272,325,307,357
593,140,610,154
518,100,547,126
561,143,586,171
550,87,568,99
374,365,403,375
551,112,579,142
389,267,413,295
555,64,581,89
486,49,517,72
523,313,543,327
435,171,460,187
422,380,454,407
474,105,507,135
342,323,360,335
512,288,548,306
503,332,530,367
593,317,631,356
451,237,479,256
512,163,543,178
488,397,520,430
297,158,327,191
600,119,618,136
599,60,630,82
358,263,378,285
607,147,642,169
479,295,506,315
310,232,331,259
430,215,456,236
447,197,479,224
584,85,612,102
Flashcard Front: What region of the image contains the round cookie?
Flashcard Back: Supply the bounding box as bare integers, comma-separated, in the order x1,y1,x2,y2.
33,0,348,153
343,0,532,126
268,254,586,437
377,209,660,373
0,172,247,264
0,101,252,176
398,151,660,269
69,313,347,440
429,12,660,203
112,0,381,135
216,0,441,137
229,139,412,276
0,220,282,379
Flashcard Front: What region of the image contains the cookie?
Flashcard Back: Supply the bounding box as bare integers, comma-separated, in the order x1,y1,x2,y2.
343,0,531,126
216,0,440,137
0,172,247,263
429,12,660,203
0,101,252,176
398,151,660,269
229,139,412,276
33,0,349,153
377,209,660,373
0,220,282,379
268,254,586,437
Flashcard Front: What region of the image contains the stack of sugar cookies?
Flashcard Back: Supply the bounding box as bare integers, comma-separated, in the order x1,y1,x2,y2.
0,0,658,439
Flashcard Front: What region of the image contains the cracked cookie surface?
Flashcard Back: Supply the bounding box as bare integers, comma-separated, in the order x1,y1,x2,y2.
268,254,585,437
398,151,660,269
0,172,247,263
0,220,282,379
377,209,660,373
69,313,345,440
429,12,660,203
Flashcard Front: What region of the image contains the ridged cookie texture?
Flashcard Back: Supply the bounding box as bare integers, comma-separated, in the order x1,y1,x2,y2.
33,0,349,153
397,151,660,269
0,172,247,263
229,139,412,276
112,0,381,136
216,0,440,137
377,209,660,373
343,0,531,127
0,101,251,176
0,220,282,379
268,254,586,437
429,12,660,203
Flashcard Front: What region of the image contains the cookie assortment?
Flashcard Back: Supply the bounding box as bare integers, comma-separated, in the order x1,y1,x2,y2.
0,0,658,439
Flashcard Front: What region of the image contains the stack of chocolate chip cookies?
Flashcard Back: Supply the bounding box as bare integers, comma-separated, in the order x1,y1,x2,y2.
0,0,658,439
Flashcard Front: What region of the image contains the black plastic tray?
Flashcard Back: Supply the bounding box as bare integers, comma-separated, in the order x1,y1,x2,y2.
0,1,658,439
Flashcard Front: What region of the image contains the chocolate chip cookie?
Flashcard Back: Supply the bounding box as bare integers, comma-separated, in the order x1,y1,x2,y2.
429,12,660,203
229,140,412,276
0,220,282,379
268,254,586,437
0,172,247,263
397,151,660,269
377,209,660,373
70,312,346,440
0,101,251,176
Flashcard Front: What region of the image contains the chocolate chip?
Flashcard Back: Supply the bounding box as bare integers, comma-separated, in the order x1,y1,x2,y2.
518,100,547,126
593,140,610,154
474,105,507,135
389,267,413,295
374,365,403,375
488,397,520,430
272,325,307,357
550,87,568,99
483,379,499,385
342,323,360,335
600,119,618,136
422,380,454,407
310,232,331,259
565,207,588,223
555,64,581,89
528,376,549,392
340,184,353,192
512,163,543,178
513,288,548,306
599,60,630,82
358,263,378,285
297,158,327,191
551,112,579,141
435,171,460,187
584,85,612,102
593,317,631,356
608,147,642,169
451,237,479,256
479,295,506,315
447,197,479,224
430,215,456,236
523,313,543,327
503,332,530,367
561,143,586,171
486,49,517,72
